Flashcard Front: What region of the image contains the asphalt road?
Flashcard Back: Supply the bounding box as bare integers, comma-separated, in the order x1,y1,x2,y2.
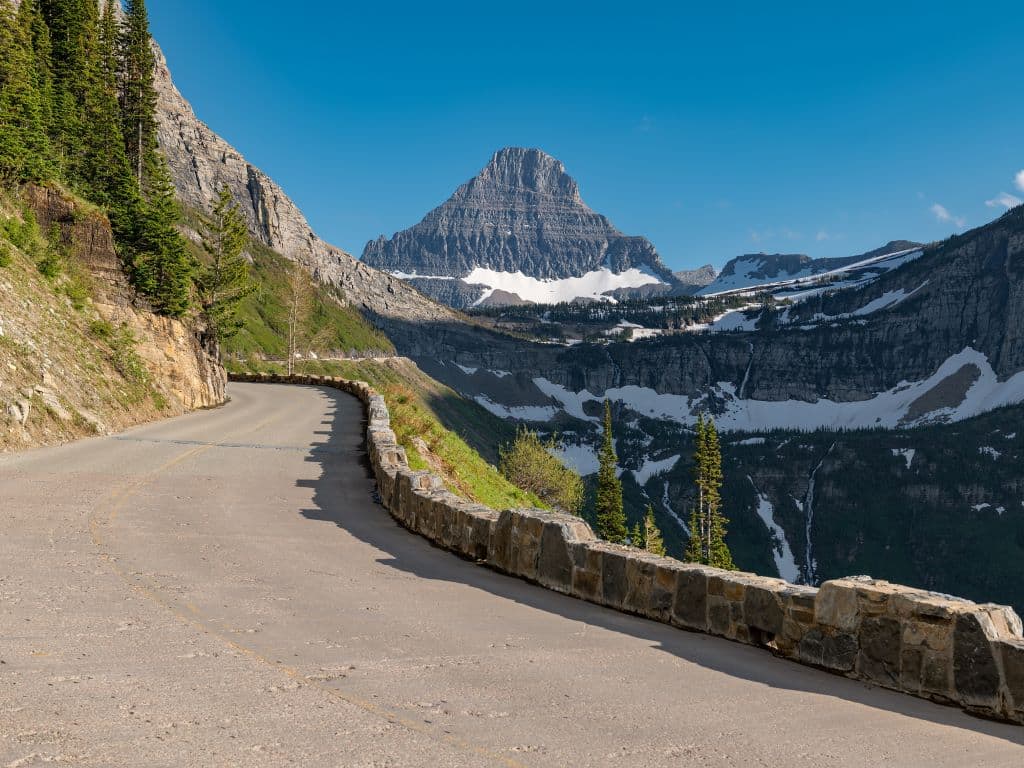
2,382,1023,767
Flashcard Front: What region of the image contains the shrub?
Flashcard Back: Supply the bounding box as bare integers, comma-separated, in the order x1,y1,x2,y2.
0,241,11,267
499,427,585,516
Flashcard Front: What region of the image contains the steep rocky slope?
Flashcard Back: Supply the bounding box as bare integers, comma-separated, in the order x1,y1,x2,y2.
151,44,453,324
1,186,223,452
362,147,680,307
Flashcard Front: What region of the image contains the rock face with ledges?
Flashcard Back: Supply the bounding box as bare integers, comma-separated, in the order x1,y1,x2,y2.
361,147,679,306
151,43,452,323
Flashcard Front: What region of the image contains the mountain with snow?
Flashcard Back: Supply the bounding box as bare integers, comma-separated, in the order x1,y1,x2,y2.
697,240,921,296
361,148,680,307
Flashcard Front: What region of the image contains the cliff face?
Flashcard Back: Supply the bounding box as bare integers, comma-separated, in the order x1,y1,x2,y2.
151,44,453,323
361,148,679,307
1,186,223,452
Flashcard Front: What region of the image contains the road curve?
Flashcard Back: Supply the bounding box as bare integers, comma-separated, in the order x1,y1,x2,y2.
2,382,1022,767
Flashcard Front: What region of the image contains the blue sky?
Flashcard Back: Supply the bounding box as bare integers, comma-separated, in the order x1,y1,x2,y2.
149,1,1024,271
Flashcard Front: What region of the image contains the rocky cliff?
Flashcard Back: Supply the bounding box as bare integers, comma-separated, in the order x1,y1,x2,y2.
361,147,680,307
1,186,223,451
151,44,453,324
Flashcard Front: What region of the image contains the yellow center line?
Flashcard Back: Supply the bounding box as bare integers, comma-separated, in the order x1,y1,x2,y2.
88,402,527,768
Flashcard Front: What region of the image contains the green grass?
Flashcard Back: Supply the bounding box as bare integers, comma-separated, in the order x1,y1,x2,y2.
231,357,544,511
179,210,393,361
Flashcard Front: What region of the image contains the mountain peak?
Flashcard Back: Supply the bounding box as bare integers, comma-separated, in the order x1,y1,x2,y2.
361,148,677,306
468,147,580,202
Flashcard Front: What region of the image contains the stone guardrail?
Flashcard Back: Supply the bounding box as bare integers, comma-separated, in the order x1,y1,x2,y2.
230,372,1024,725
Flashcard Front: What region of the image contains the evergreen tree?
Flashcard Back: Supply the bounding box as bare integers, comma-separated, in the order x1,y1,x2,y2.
131,162,193,317
594,399,627,543
0,0,53,181
643,504,666,556
199,186,253,340
685,414,736,569
629,521,643,548
80,0,138,227
120,0,158,190
40,0,98,180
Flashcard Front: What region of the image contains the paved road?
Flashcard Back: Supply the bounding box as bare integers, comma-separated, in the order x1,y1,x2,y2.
2,383,1023,767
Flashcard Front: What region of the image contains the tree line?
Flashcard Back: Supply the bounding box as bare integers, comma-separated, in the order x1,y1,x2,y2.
0,0,250,341
499,399,735,567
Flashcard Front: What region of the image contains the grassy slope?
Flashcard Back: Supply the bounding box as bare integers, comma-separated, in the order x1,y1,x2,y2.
181,207,393,362
235,356,544,511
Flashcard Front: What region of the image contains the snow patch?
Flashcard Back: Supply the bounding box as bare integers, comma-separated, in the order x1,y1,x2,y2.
748,477,800,583
465,266,665,306
979,446,1002,460
552,442,600,476
473,395,558,422
454,363,478,375
631,455,680,486
891,448,916,469
736,437,766,446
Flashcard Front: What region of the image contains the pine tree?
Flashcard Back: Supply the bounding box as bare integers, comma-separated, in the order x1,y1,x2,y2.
79,0,138,227
629,521,643,548
703,418,735,569
199,186,253,341
40,0,98,180
643,504,666,556
685,414,736,569
0,0,53,181
685,415,708,563
119,0,158,190
132,162,193,317
594,399,627,543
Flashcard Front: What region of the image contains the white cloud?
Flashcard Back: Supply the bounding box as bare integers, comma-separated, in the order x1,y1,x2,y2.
1016,170,1024,193
986,192,1023,210
931,203,966,228
816,230,830,241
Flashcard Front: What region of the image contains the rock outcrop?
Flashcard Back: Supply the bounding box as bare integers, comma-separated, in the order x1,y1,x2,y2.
673,264,717,293
151,43,453,323
361,147,680,307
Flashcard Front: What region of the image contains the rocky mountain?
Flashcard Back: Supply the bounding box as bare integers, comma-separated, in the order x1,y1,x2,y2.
673,264,717,294
699,240,921,295
361,148,680,307
151,44,453,324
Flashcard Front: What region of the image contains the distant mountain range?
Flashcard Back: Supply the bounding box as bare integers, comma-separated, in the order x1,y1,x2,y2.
361,147,681,307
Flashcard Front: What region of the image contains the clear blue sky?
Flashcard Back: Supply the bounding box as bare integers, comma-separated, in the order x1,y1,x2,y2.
149,0,1024,271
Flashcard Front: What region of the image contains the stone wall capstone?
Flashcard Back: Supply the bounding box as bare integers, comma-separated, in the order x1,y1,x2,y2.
229,372,1024,725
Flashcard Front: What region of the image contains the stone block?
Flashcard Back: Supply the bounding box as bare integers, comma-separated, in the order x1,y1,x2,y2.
488,510,515,573
798,628,825,666
901,647,923,693
743,580,786,637
623,555,659,618
953,612,1002,706
822,631,858,672
671,566,709,631
648,560,684,623
510,510,545,581
815,580,860,631
599,545,632,610
570,543,602,602
707,596,731,636
999,640,1024,716
536,520,577,594
857,616,901,685
921,652,953,700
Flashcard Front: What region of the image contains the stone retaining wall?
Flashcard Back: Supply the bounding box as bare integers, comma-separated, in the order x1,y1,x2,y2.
231,372,1024,725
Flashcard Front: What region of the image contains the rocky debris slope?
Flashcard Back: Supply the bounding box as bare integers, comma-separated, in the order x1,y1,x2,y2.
151,44,452,324
1,187,223,452
361,147,680,307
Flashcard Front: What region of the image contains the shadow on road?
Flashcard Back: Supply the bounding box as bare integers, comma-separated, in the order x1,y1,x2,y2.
295,384,1024,747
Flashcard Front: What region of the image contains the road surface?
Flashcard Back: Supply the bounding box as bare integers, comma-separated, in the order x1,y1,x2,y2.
2,383,1022,767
